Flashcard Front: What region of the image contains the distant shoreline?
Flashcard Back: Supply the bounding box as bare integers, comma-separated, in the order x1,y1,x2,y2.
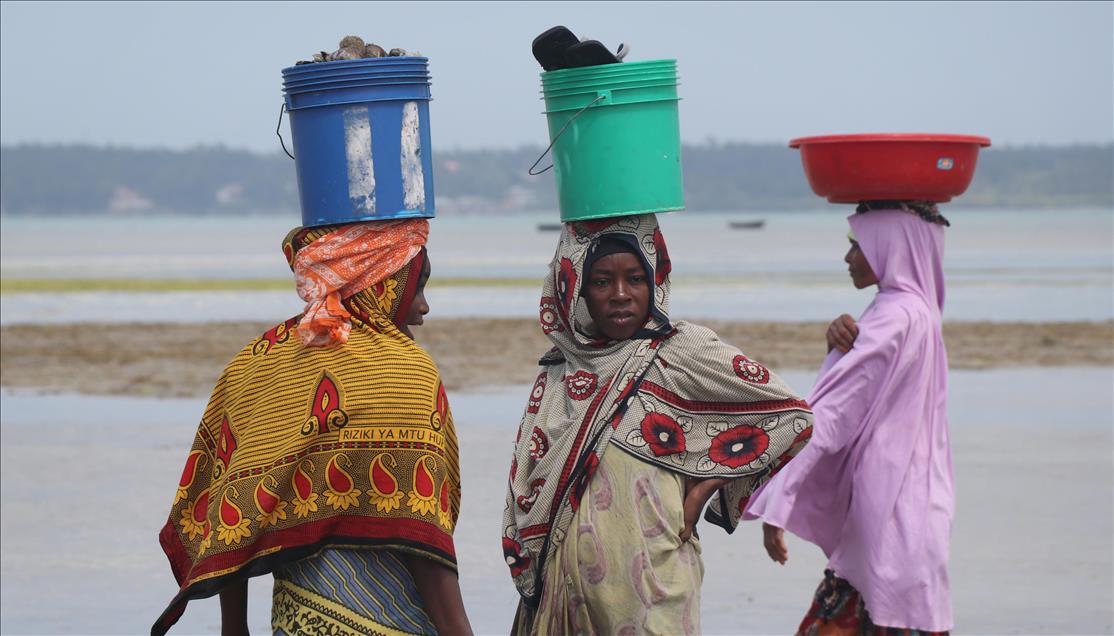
2,208,1114,222
0,277,544,294
2,319,1110,399
3,143,1110,215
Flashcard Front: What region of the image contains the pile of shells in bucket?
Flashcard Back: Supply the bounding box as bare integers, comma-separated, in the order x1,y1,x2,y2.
295,35,419,65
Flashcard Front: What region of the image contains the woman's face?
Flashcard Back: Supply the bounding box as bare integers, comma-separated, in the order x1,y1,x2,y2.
400,256,431,338
845,240,879,289
583,252,650,341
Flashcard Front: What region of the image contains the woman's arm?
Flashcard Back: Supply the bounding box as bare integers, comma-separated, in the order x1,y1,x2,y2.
762,522,788,564
219,579,250,636
680,477,731,542
404,554,474,636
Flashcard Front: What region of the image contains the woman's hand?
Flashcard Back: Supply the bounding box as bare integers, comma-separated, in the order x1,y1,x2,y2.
826,314,859,353
680,477,730,542
762,522,788,564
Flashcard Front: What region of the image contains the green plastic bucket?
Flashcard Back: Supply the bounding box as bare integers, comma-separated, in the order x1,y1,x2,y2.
539,59,684,222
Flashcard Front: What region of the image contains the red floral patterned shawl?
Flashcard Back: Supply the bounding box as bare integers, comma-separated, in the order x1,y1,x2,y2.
501,214,813,606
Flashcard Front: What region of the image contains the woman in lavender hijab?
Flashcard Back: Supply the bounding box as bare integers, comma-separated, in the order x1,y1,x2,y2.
744,201,955,635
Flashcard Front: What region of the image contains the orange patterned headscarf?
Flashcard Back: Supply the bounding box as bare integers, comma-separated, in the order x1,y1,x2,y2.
290,219,429,347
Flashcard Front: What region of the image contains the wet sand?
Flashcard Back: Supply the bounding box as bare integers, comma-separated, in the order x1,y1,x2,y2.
1,319,1111,398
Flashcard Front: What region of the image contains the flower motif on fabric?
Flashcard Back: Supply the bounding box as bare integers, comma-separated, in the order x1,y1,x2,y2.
197,521,213,556
565,370,599,401
735,421,813,515
216,487,252,545
175,450,207,505
252,317,299,356
790,420,812,450
556,257,578,323
291,460,319,518
438,478,454,529
253,475,288,529
302,372,350,436
179,489,210,540
638,412,687,456
652,227,671,285
367,454,403,513
528,427,550,460
732,354,770,384
527,372,547,413
539,296,564,335
503,535,531,578
568,452,600,512
407,455,439,517
626,408,692,465
708,425,770,469
324,454,360,511
371,278,399,315
430,382,450,431
575,218,621,236
516,478,546,513
214,413,237,480
769,420,812,472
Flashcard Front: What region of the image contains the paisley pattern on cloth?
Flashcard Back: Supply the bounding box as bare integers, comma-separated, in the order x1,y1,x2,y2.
514,449,704,636
502,214,814,613
154,223,458,636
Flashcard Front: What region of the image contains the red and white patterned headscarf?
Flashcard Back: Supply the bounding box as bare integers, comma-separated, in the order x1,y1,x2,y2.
502,214,814,606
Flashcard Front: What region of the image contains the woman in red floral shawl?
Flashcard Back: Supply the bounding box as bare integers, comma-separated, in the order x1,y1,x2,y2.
502,213,813,635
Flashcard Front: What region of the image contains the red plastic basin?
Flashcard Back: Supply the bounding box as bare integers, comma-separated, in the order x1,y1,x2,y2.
789,133,992,203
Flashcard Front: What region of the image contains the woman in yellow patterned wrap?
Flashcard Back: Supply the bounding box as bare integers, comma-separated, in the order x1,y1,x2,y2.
154,218,473,636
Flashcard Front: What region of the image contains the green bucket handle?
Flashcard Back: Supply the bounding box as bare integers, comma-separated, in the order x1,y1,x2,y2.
528,92,609,176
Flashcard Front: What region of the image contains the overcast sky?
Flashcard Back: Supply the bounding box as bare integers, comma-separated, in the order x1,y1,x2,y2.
1,1,1111,152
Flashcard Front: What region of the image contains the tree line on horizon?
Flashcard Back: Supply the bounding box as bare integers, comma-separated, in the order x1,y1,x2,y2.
1,142,1110,216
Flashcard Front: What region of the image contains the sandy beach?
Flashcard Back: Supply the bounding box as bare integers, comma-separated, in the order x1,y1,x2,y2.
2,318,1111,398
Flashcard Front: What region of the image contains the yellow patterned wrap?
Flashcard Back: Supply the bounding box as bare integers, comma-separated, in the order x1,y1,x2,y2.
154,246,458,636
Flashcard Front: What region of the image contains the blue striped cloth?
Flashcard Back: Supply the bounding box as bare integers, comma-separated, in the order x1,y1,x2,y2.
273,547,436,635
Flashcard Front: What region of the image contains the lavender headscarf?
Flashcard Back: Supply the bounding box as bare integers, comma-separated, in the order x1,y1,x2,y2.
744,209,954,631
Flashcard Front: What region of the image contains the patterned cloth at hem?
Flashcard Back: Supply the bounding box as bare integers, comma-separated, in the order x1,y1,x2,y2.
272,547,435,636
515,448,703,636
797,569,949,636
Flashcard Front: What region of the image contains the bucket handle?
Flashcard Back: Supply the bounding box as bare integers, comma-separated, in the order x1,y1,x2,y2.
528,93,607,176
276,103,295,160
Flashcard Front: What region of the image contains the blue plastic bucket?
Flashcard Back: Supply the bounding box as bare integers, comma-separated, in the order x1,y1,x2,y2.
281,57,435,227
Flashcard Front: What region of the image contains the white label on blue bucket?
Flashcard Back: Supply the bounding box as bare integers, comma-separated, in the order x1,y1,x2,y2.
936,157,954,170
343,106,376,213
401,101,426,210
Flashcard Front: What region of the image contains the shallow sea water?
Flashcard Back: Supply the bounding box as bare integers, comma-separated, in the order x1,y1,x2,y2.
2,209,1111,324
2,368,1111,634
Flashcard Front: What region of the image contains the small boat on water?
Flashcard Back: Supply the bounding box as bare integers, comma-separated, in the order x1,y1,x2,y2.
537,223,564,232
728,219,766,230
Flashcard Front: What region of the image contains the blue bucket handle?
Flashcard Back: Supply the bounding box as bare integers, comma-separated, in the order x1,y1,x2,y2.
276,102,295,160
528,92,608,176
